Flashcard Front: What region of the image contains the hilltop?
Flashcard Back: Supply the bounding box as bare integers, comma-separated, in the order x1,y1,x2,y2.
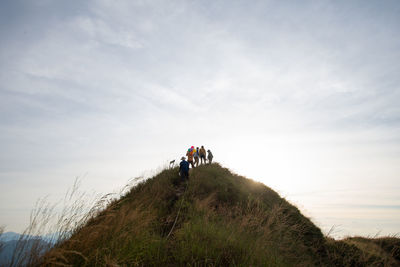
38,163,399,266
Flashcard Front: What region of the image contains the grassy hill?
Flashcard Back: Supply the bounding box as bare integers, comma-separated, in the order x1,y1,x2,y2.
38,163,399,266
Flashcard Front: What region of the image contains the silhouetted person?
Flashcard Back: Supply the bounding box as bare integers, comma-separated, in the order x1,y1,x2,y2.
194,147,200,167
199,146,206,164
179,157,189,181
186,149,195,168
207,149,213,164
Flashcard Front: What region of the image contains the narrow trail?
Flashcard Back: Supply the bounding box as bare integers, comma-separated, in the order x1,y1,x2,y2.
166,179,189,240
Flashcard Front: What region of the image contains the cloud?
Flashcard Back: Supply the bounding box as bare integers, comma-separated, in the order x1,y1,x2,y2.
0,0,399,233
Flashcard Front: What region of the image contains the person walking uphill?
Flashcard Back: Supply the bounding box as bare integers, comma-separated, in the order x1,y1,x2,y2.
199,146,206,164
186,147,195,168
207,149,213,164
179,157,189,181
194,147,200,167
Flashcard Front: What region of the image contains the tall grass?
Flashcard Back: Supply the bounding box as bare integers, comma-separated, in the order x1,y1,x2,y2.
4,175,147,267
4,163,400,266
34,164,322,265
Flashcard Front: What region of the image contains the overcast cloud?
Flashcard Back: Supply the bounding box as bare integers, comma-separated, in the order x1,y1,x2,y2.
1,0,399,237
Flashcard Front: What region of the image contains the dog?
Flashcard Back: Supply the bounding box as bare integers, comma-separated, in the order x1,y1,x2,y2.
169,160,175,169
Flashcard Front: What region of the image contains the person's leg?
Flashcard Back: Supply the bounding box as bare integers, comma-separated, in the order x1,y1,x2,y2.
190,161,194,168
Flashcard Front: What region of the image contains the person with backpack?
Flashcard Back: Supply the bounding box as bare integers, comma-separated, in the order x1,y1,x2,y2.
186,147,195,168
194,147,200,167
199,146,206,164
179,157,189,181
207,149,213,164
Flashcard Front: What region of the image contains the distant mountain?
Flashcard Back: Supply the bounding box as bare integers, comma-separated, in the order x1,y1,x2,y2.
0,232,21,242
0,231,59,244
0,240,19,266
0,232,53,266
0,239,51,266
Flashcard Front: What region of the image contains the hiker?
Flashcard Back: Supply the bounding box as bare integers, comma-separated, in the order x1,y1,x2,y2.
186,147,195,168
199,146,206,164
179,157,189,181
207,149,213,164
194,147,200,167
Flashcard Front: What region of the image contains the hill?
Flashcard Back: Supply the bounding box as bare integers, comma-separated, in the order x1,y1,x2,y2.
0,238,50,266
38,163,399,266
0,232,22,243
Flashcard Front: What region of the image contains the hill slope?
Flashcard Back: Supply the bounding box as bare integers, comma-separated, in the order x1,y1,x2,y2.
41,163,399,266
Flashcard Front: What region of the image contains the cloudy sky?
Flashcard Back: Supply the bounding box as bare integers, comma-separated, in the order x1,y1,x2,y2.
1,0,399,238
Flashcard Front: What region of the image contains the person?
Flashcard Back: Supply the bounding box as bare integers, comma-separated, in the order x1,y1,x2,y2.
194,147,200,167
207,149,213,164
179,157,189,181
199,146,206,164
186,148,195,168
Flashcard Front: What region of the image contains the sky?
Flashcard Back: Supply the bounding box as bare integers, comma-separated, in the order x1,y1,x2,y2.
0,0,399,238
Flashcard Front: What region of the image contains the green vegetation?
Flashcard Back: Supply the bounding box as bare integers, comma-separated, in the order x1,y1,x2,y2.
35,163,399,266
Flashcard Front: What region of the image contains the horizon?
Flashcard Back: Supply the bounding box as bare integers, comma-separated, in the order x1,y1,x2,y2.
1,0,399,239
1,160,399,239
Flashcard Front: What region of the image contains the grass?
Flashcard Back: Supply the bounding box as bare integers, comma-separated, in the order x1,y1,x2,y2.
4,163,400,266
1,177,121,267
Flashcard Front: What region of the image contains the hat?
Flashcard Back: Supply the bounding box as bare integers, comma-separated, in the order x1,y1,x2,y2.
181,157,186,160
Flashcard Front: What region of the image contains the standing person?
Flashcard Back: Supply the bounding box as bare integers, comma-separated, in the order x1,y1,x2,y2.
194,147,200,167
186,148,195,168
199,146,206,165
179,157,189,181
207,149,213,164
